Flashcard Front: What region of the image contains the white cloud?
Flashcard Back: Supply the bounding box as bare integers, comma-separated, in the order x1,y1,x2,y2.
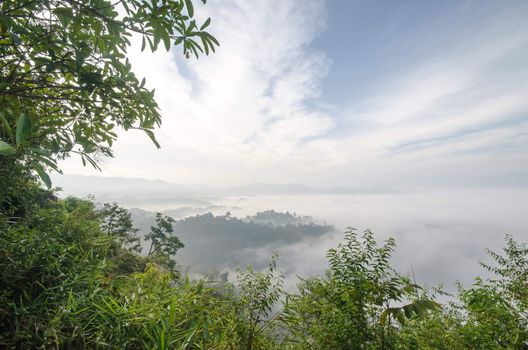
59,0,528,188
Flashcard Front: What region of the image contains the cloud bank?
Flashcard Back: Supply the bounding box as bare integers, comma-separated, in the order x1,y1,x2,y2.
59,0,528,189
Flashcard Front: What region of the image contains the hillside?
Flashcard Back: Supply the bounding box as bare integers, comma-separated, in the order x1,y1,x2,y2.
130,209,335,273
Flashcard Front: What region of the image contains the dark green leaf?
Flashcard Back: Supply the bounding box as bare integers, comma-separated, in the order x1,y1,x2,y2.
16,113,32,147
162,31,171,51
206,32,219,46
184,0,194,17
0,140,16,156
0,111,14,141
32,161,52,189
200,18,211,30
53,7,74,27
28,147,50,156
144,129,161,148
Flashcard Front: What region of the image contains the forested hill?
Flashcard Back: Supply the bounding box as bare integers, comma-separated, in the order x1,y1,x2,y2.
131,210,335,272
243,209,316,226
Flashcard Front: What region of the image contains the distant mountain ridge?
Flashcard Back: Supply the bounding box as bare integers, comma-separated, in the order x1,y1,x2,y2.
52,174,214,198
54,172,528,201
223,182,398,195
52,174,396,198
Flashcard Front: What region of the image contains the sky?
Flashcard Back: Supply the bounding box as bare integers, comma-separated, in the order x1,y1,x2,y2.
59,0,528,188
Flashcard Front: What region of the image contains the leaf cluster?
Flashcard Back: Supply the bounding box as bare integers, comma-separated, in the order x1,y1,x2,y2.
282,229,439,350
145,212,184,271
0,0,218,186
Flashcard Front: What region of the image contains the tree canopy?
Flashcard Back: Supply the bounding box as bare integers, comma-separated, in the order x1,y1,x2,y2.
0,0,218,187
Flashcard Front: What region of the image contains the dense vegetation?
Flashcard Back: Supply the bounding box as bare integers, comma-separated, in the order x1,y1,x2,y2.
0,0,217,185
1,0,527,348
1,174,527,348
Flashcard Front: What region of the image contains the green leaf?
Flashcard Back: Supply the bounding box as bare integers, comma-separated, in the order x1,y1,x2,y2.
53,7,74,27
162,31,171,51
206,32,219,46
200,18,211,30
394,309,406,325
0,140,16,156
28,147,50,156
201,35,209,55
379,309,388,325
16,113,32,147
184,0,194,17
32,161,52,189
403,304,413,318
0,111,14,141
35,155,59,172
144,129,161,148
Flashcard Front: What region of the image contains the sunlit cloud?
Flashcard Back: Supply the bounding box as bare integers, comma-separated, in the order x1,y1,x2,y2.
59,0,528,188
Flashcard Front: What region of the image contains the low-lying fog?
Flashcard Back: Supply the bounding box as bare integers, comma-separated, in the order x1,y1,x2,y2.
55,175,527,293
215,189,527,289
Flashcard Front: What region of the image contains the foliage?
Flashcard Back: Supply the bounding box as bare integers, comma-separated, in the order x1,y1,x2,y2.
1,194,117,347
282,229,439,350
0,189,236,349
482,235,528,317
145,212,184,271
99,201,141,252
235,252,284,350
0,156,56,220
452,238,528,349
245,210,315,226
396,237,528,350
0,0,218,186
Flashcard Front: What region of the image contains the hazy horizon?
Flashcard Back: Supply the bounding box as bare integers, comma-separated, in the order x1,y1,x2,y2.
54,173,528,293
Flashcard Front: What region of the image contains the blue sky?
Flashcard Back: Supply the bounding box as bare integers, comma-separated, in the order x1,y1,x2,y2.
60,0,528,188
316,1,527,101
314,0,499,102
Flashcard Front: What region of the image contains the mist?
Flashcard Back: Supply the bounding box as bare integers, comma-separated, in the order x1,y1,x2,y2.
54,174,527,292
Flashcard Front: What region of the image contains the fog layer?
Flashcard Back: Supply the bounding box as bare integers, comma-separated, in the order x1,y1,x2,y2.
55,175,528,291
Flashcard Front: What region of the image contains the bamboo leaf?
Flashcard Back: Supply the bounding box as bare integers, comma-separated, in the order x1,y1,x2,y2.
200,18,211,30
184,0,194,17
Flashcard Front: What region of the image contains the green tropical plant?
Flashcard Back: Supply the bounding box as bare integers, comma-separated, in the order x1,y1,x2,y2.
283,229,439,350
0,0,218,187
99,201,141,252
145,212,184,271
235,252,284,350
0,189,236,349
396,235,528,350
